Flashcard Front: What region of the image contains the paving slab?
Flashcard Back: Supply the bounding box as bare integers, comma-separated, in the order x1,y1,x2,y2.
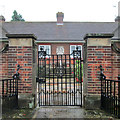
32,106,114,119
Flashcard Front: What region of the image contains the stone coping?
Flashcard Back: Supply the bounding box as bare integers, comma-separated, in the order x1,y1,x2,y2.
84,33,114,39
6,34,37,40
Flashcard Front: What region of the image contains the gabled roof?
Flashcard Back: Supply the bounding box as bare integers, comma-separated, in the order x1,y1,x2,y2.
2,22,118,42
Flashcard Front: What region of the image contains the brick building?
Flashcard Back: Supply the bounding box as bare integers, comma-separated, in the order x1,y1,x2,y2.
1,12,118,57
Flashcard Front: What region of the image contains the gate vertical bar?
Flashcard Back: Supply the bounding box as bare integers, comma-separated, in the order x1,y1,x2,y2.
69,54,71,106
2,80,4,97
16,76,18,107
13,78,14,94
73,52,75,105
80,51,82,106
61,55,63,105
49,55,50,105
6,80,8,94
10,79,11,95
53,55,55,105
40,55,42,106
77,55,79,105
78,51,79,105
44,54,46,105
110,80,112,114
65,55,67,105
38,51,40,106
75,54,77,105
37,51,39,106
118,76,120,118
114,81,116,115
56,55,58,105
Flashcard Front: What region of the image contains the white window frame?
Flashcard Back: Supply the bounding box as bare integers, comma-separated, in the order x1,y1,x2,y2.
70,45,82,58
38,45,51,56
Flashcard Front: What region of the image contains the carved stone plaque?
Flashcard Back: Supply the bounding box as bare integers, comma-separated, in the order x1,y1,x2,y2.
56,46,64,55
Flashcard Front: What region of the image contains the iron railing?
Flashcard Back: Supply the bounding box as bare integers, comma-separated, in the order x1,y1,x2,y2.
1,65,21,108
100,65,120,118
1,78,18,98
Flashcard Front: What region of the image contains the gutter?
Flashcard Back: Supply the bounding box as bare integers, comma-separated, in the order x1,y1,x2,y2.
35,40,85,43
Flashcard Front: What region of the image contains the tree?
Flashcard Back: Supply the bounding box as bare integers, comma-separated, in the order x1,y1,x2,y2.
11,10,25,21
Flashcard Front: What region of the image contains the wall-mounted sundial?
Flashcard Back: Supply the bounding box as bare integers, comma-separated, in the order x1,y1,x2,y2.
56,46,64,55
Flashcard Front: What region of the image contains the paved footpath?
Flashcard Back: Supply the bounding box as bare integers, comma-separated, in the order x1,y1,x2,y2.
32,106,114,119
33,106,84,118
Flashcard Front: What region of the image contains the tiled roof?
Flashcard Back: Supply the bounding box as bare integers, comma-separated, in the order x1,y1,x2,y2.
2,22,118,41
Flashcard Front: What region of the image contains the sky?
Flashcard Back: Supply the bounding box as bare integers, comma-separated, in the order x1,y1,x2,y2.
0,0,120,22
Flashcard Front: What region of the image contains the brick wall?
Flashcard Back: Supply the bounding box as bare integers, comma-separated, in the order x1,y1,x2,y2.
84,35,113,95
1,51,8,79
8,46,33,93
5,34,37,108
87,46,112,94
6,34,37,96
83,34,114,109
111,42,120,80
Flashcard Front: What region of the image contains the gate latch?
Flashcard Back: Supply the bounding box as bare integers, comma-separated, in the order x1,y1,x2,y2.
36,77,45,83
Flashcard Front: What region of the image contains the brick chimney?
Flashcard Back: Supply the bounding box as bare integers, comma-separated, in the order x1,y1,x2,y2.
56,12,64,25
0,15,5,22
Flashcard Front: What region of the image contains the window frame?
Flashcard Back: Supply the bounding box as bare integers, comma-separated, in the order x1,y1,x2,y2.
38,45,51,56
70,45,82,58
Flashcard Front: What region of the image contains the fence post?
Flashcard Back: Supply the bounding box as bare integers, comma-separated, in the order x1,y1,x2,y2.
100,65,103,108
13,65,21,108
118,76,120,118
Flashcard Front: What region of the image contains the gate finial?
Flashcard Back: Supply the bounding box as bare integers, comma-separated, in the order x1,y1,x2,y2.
40,48,43,51
99,65,106,80
76,46,78,51
100,65,103,72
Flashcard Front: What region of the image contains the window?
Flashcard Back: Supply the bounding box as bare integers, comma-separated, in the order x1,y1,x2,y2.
70,45,82,57
38,45,51,55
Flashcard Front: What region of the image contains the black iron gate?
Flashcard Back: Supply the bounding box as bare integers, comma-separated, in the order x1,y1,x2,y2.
36,47,82,106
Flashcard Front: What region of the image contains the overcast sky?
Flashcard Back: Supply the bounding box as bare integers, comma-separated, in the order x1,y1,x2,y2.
0,0,120,22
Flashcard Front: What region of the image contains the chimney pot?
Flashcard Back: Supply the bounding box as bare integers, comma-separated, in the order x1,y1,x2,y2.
56,12,64,25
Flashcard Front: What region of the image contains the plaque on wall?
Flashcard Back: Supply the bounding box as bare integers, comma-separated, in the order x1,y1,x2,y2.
56,46,64,55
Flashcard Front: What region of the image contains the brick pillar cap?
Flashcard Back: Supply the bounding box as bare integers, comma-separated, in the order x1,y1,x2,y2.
84,33,114,40
6,34,37,40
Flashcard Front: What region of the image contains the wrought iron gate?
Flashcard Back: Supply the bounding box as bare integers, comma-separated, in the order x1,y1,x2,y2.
36,47,82,106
